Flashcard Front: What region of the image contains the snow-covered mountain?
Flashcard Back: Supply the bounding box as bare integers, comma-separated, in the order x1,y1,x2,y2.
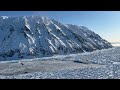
0,16,112,60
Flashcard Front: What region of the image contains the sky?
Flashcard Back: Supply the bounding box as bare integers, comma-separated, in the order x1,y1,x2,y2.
0,11,120,42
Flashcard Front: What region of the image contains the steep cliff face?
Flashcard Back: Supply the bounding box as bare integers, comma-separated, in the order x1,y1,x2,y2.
0,16,112,60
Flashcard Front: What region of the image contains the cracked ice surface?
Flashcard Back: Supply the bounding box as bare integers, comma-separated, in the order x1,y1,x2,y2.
0,67,112,79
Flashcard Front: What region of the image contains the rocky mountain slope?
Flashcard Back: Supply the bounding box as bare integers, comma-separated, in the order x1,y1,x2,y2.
0,16,112,60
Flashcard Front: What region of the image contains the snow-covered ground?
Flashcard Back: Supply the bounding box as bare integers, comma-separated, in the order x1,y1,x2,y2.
1,47,120,79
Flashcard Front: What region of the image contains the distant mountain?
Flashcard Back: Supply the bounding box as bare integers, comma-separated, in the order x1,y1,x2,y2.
0,16,112,60
110,42,120,44
110,42,120,47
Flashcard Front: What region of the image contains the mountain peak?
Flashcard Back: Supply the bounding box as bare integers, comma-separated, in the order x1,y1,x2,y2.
0,16,112,61
1,16,8,19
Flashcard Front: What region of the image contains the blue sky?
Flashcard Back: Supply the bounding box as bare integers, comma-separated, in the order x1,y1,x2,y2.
0,11,120,42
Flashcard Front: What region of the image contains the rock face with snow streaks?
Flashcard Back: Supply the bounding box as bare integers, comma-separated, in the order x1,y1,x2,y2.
0,16,112,60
